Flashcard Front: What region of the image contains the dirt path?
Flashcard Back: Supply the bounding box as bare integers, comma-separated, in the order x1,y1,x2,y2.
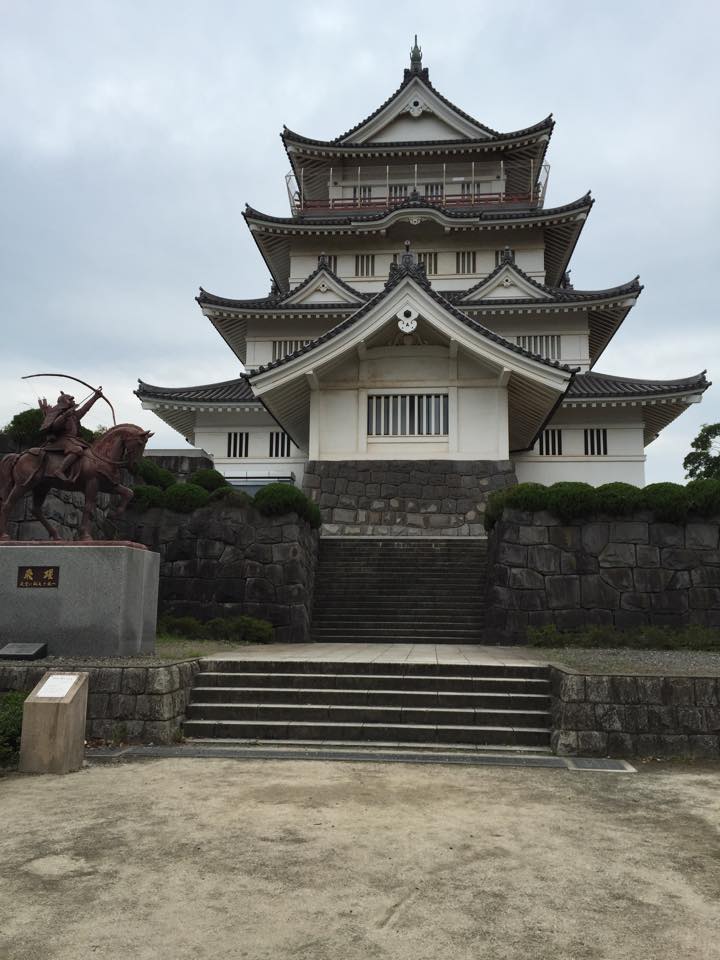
1,759,719,959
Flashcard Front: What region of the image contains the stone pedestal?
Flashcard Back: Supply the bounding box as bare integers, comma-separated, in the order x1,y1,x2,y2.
19,671,89,774
0,542,159,656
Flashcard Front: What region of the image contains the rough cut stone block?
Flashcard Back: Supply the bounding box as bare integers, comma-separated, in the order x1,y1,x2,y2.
561,701,596,730
686,524,719,549
594,703,625,731
649,523,685,548
582,523,609,555
498,542,528,566
549,526,581,551
614,609,649,629
508,568,545,590
607,732,635,756
688,735,720,759
609,676,639,704
576,731,608,755
610,522,648,544
545,575,580,609
691,567,720,587
551,730,578,756
660,548,702,569
599,542,636,567
517,525,549,544
585,676,613,703
694,678,718,706
636,545,660,568
600,568,634,591
558,673,585,702
528,544,561,573
581,575,619,609
661,678,694,705
633,568,674,592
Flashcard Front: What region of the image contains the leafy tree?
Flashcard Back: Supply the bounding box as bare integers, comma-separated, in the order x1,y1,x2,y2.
684,423,720,480
2,406,95,450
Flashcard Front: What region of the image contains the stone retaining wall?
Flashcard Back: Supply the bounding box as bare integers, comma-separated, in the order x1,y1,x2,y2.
8,489,112,541
487,510,720,635
551,666,720,758
118,505,318,643
303,460,516,536
0,660,200,743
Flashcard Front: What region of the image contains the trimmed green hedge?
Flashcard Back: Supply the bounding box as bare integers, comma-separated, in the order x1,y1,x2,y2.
253,482,322,529
130,475,320,526
0,691,27,766
484,478,720,530
134,458,176,490
158,613,273,644
191,468,230,492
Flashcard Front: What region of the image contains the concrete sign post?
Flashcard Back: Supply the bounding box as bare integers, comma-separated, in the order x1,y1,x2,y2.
19,671,89,774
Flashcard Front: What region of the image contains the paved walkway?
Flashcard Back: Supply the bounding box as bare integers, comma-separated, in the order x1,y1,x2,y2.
204,642,548,666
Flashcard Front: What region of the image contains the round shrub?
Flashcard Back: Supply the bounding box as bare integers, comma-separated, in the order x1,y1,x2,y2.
162,482,210,513
253,482,321,529
595,482,644,516
640,482,689,522
686,478,720,516
545,482,597,522
192,468,230,492
208,486,252,508
131,484,165,509
135,458,175,490
205,615,273,644
158,614,206,638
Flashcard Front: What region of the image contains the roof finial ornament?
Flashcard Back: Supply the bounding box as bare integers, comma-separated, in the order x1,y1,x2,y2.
318,252,328,268
501,244,515,265
410,35,423,73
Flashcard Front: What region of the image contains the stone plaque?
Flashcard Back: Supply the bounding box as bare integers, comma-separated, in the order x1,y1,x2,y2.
0,642,47,661
36,674,78,699
17,565,60,589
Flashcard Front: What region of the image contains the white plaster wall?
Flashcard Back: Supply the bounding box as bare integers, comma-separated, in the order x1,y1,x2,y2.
513,409,647,486
312,347,510,461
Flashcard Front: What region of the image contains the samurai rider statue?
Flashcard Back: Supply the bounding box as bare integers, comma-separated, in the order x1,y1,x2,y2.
36,388,105,483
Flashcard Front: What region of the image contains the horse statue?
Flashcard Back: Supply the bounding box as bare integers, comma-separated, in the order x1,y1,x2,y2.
0,422,152,542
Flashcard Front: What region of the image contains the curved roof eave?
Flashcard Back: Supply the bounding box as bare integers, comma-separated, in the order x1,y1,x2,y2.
243,192,593,232
136,377,259,405
566,370,710,401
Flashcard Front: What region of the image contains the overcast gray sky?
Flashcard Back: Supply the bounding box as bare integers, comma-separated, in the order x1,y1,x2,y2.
2,0,718,482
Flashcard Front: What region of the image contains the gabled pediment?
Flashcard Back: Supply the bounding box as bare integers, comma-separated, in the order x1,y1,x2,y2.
460,261,554,303
340,76,494,145
283,269,365,307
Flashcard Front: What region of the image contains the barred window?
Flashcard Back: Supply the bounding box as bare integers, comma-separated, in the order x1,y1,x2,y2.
226,431,249,458
424,182,443,199
537,429,563,456
389,184,408,201
269,431,293,458
584,428,608,456
516,335,561,360
417,252,438,275
317,254,338,272
367,394,449,437
354,254,375,277
455,251,477,274
271,339,311,361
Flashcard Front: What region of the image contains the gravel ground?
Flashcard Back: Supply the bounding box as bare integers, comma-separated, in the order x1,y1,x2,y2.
544,647,720,676
1,758,719,960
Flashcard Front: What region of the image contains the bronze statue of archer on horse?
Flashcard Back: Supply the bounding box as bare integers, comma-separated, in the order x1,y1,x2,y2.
0,374,152,541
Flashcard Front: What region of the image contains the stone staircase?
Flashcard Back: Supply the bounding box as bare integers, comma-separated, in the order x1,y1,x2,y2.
183,659,552,750
311,539,489,644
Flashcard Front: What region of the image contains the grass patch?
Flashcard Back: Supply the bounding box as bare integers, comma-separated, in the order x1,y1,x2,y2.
0,691,28,766
527,623,720,651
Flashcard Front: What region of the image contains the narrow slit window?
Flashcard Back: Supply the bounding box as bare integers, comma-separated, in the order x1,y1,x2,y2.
268,431,293,457
354,254,375,277
537,429,563,456
584,428,608,456
226,432,249,458
455,251,477,274
367,394,449,437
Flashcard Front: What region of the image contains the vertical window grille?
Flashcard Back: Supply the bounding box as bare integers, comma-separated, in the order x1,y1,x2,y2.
317,254,338,272
367,394,449,437
424,182,443,200
269,431,293,457
584,428,608,456
537,429,563,456
515,335,561,359
495,248,516,265
460,182,474,199
389,184,408,202
354,254,375,277
352,185,372,205
226,432,249,458
271,340,311,361
417,252,438,275
455,251,477,274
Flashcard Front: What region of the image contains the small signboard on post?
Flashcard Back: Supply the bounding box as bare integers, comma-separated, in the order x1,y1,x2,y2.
19,671,89,775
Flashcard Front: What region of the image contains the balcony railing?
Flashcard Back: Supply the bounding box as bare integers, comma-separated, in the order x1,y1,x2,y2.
285,163,550,216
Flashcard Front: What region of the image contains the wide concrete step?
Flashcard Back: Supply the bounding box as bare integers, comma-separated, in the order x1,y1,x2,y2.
191,686,551,710
188,699,549,725
198,671,550,693
183,719,550,747
199,660,549,678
